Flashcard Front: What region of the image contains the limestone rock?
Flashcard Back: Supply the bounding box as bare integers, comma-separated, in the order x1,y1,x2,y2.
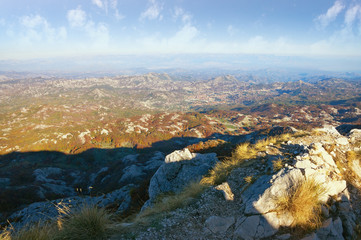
243,168,304,217
348,129,361,142
165,148,194,163
205,216,235,233
147,148,218,203
234,214,278,240
316,218,344,240
119,164,144,183
215,182,234,201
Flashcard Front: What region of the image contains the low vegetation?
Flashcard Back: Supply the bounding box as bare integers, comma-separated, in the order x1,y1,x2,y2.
0,205,111,240
274,177,326,230
201,134,292,185
136,182,206,221
272,158,284,172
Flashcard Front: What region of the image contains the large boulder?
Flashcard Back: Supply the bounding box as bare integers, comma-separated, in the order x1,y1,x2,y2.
147,148,218,203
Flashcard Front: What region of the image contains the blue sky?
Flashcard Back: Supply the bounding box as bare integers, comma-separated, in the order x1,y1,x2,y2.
0,0,361,64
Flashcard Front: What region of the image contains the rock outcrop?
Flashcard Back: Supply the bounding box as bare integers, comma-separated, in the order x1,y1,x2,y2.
129,126,360,240
144,148,218,207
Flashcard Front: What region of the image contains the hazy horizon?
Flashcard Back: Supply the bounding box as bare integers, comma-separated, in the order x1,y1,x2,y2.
1,1,361,72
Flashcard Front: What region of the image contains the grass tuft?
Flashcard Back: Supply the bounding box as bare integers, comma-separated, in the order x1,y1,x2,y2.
0,223,55,240
244,176,254,184
54,205,111,240
272,158,284,172
274,178,326,230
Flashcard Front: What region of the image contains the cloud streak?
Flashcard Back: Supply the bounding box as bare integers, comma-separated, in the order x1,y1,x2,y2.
140,0,163,21
316,0,345,28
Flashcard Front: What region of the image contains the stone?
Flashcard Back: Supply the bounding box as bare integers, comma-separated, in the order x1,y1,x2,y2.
316,218,333,239
215,182,234,201
165,148,194,163
301,233,320,240
321,205,329,218
336,137,349,145
144,151,164,171
324,180,347,197
234,215,260,240
33,167,63,183
276,234,291,240
205,216,235,234
332,217,344,239
243,168,304,216
348,129,361,142
295,160,315,169
316,217,345,240
146,148,218,204
319,125,341,137
234,214,278,240
119,164,144,183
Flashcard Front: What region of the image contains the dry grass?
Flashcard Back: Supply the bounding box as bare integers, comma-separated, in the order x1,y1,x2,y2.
1,205,111,240
274,178,326,230
136,182,206,221
201,134,292,186
54,205,111,240
311,129,325,137
346,150,358,161
272,158,284,172
0,222,55,240
244,176,254,184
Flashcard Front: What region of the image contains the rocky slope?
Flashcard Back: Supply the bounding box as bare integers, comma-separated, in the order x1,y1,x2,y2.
114,126,361,240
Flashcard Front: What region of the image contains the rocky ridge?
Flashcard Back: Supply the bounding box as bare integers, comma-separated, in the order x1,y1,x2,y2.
116,126,361,240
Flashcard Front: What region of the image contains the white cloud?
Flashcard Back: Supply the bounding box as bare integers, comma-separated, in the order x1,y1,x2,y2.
19,14,67,43
316,0,345,28
20,15,46,28
67,6,87,27
344,4,361,27
92,0,103,9
140,0,163,21
173,7,191,24
170,24,198,43
67,6,109,48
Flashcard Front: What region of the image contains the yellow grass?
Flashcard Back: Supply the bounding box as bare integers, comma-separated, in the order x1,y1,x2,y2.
54,205,111,240
201,134,292,186
0,223,55,240
137,182,206,221
274,178,326,230
244,176,254,184
272,158,284,172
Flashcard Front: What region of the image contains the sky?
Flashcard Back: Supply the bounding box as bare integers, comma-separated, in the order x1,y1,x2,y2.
0,0,361,71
